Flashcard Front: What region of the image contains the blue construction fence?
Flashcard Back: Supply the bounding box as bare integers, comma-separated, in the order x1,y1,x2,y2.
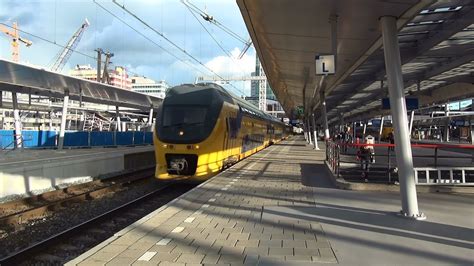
0,130,153,149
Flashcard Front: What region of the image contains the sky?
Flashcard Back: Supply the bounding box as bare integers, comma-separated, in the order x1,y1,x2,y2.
0,0,256,96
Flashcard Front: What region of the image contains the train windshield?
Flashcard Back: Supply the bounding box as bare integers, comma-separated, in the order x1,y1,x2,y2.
162,106,208,127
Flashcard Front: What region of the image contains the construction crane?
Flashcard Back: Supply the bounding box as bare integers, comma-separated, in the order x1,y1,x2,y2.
0,22,32,62
50,18,90,72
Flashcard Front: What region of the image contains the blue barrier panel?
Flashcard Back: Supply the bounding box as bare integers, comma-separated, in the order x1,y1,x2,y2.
23,131,58,148
116,132,134,145
90,131,114,146
0,130,14,149
144,132,153,144
64,131,89,147
134,132,145,145
22,131,39,148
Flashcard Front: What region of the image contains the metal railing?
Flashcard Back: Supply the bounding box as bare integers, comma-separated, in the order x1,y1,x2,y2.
325,140,474,184
326,141,341,178
414,167,474,184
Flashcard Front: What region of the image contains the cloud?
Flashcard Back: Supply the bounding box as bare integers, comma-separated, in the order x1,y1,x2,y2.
205,47,255,77
0,0,255,95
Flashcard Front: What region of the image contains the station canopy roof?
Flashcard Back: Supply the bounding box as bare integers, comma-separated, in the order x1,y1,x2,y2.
237,0,474,123
0,59,162,110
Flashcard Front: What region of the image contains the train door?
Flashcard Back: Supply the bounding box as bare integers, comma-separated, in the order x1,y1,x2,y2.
224,117,231,159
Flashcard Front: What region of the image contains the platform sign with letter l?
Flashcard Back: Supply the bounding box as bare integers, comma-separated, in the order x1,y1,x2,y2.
315,55,335,75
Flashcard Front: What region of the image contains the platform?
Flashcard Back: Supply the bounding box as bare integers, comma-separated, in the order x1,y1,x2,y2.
68,136,473,265
0,145,155,200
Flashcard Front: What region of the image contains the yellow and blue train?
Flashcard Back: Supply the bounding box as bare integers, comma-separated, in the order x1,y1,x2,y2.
153,83,290,182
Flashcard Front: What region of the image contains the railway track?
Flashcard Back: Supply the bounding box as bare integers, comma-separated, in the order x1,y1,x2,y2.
0,182,194,265
0,167,154,229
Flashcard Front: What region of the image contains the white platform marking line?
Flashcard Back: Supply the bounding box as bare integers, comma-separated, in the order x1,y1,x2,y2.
202,204,210,208
138,251,157,261
184,217,195,223
156,238,172,246
215,193,222,197
194,210,203,215
221,187,228,190
208,198,216,202
232,179,238,181
171,226,185,233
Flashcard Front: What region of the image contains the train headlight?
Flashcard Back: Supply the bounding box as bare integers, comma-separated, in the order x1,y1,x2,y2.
179,131,184,136
162,144,168,148
195,145,199,149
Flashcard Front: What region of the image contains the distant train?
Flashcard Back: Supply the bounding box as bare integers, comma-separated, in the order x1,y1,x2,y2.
153,83,291,182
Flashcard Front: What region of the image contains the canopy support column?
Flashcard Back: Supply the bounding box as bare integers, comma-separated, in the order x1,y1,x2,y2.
312,114,320,150
12,92,22,149
321,96,330,140
307,118,313,145
58,91,69,150
116,106,121,132
378,116,385,143
381,16,424,219
148,108,154,127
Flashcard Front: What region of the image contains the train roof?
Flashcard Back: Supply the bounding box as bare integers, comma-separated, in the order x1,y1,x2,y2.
172,83,284,125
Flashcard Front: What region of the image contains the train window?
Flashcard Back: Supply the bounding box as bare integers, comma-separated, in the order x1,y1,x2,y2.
162,105,207,127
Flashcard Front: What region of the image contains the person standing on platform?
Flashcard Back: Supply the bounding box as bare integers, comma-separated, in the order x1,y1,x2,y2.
388,131,395,151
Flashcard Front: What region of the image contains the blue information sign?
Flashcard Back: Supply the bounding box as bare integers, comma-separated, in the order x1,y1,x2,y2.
382,98,419,110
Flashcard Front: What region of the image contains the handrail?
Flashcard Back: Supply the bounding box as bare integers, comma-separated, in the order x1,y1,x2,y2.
325,140,473,184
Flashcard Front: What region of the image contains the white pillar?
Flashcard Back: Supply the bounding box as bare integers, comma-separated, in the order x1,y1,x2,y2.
470,120,473,145
116,106,121,132
444,104,450,142
381,16,423,219
12,92,22,149
49,111,54,130
312,114,320,150
58,91,69,149
378,116,384,143
362,122,367,139
321,100,330,140
353,122,357,142
409,110,415,139
307,118,313,145
148,108,154,127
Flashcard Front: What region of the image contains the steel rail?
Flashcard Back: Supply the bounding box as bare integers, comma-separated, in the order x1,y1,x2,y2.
0,183,173,265
0,167,154,228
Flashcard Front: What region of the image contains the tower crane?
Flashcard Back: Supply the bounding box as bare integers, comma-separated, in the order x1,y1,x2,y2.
0,22,32,62
50,18,90,72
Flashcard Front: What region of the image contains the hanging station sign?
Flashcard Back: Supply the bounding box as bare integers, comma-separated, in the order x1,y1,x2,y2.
315,55,335,75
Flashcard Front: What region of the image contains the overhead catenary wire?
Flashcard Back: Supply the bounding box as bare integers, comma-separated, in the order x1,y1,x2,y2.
182,1,248,78
111,0,245,96
93,0,209,78
182,0,248,44
183,3,232,59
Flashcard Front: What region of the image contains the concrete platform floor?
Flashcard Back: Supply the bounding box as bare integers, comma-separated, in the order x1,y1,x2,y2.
68,136,474,265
